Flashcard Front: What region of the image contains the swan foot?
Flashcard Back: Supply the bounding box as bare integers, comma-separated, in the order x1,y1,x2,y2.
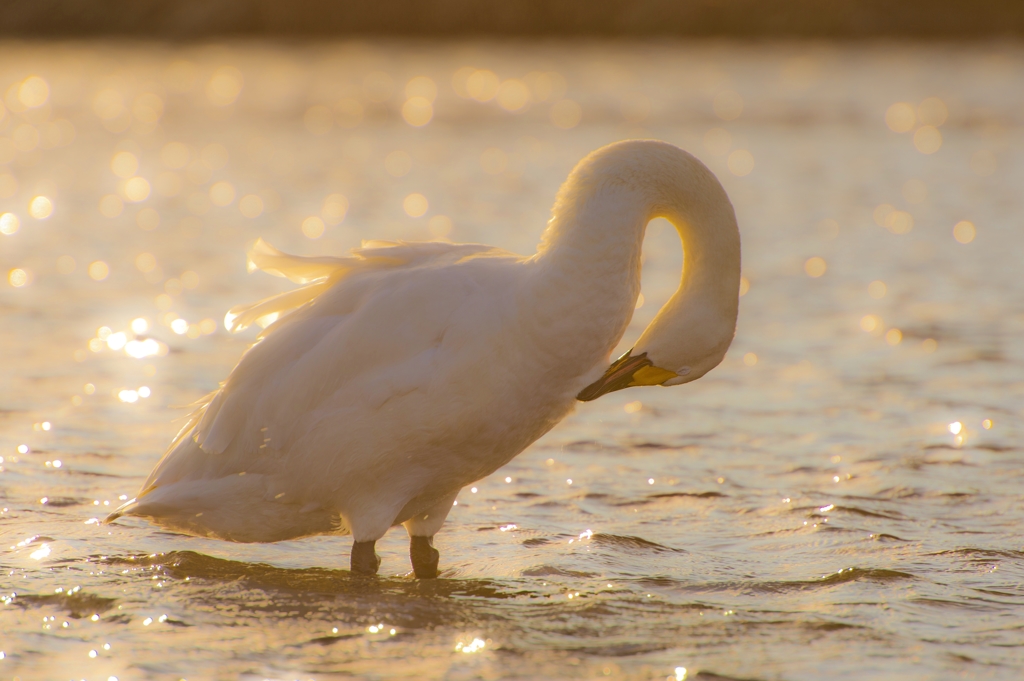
351,540,381,575
410,536,439,578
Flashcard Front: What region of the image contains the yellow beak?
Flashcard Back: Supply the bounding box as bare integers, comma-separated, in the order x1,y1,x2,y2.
576,351,678,402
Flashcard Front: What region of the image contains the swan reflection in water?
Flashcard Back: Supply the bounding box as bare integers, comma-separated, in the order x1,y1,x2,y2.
107,140,741,578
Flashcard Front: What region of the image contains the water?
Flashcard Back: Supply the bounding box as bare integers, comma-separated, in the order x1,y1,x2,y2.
1,40,1023,680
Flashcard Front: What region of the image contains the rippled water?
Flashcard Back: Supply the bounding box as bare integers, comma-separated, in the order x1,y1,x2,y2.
1,41,1023,680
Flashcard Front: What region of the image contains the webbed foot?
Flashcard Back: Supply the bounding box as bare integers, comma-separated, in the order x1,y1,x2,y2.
410,535,440,578
351,540,381,575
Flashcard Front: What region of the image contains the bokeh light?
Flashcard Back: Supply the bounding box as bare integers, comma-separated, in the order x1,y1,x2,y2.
111,151,139,178
209,181,235,207
403,193,429,218
913,125,942,154
239,194,264,218
88,261,109,281
428,215,453,238
8,268,29,288
804,257,826,278
466,69,500,102
18,76,49,108
302,216,325,239
322,194,348,225
402,97,433,126
29,196,53,219
124,178,151,202
497,79,530,111
885,102,916,132
206,66,244,106
0,212,19,235
952,220,976,244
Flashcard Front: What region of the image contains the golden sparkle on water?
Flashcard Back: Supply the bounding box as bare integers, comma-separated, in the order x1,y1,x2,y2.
428,214,453,238
497,79,530,112
111,151,138,178
860,314,882,333
239,194,263,218
885,98,946,154
873,204,913,234
804,257,826,278
209,181,235,207
88,261,109,281
0,212,19,235
953,220,976,244
886,101,918,132
402,97,433,127
8,268,29,288
124,177,151,202
868,280,887,299
28,195,53,219
301,216,325,239
206,65,244,107
403,193,429,218
322,194,348,225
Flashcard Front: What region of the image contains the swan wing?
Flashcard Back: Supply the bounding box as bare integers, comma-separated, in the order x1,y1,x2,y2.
138,239,513,493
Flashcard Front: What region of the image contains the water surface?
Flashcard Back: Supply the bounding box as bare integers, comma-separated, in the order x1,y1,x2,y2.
1,41,1023,680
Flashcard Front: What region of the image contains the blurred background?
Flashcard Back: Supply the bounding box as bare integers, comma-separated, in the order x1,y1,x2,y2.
3,0,1024,38
1,3,1023,681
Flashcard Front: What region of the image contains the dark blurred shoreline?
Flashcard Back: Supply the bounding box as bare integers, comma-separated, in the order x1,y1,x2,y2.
3,0,1023,40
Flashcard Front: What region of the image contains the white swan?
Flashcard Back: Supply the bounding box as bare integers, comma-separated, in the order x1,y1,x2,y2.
107,140,740,578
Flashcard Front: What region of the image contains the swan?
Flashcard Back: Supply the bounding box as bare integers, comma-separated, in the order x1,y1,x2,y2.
106,140,740,578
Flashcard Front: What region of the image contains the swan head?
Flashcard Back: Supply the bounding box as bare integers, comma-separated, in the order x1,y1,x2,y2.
575,305,735,401
577,256,739,401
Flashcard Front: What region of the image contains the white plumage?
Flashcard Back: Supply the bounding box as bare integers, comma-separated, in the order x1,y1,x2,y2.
108,140,741,577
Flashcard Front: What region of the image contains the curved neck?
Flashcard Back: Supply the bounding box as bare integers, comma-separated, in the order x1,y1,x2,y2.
528,141,741,375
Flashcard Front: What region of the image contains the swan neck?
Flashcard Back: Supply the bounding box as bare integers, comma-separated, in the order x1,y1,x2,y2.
531,140,740,375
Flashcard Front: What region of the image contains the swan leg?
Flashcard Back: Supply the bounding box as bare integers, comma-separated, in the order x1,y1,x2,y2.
351,539,381,575
409,536,440,578
403,490,459,578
